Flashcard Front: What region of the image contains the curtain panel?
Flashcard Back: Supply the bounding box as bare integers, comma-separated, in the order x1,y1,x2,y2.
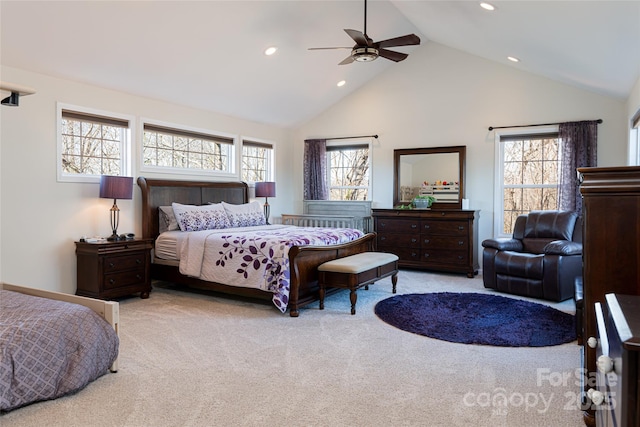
303,139,328,200
558,120,599,215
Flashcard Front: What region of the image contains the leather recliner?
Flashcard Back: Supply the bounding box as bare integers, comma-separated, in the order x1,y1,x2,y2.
482,210,582,302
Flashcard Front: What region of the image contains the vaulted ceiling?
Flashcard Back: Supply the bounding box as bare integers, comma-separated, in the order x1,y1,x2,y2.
1,1,638,127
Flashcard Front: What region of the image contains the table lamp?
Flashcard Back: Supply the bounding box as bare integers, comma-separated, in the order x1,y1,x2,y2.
255,182,276,225
99,175,134,241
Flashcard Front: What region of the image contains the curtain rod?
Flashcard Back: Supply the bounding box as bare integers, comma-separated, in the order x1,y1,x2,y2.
325,134,378,141
488,119,602,131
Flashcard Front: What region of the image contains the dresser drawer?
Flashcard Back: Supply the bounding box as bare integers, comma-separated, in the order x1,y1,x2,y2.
376,218,421,233
422,250,469,265
104,269,147,290
422,220,468,236
378,233,420,248
103,253,146,272
422,236,468,250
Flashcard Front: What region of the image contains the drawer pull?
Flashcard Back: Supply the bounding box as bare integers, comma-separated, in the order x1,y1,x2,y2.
458,255,464,260
458,226,465,230
380,236,386,241
587,337,598,348
424,225,430,230
411,252,418,258
424,239,430,244
424,253,430,258
411,238,417,243
136,259,142,264
109,262,115,268
458,241,464,245
136,274,142,280
411,224,417,229
109,279,115,285
596,355,614,374
587,388,605,406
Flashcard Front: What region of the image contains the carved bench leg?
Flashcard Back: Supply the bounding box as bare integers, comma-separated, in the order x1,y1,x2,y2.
391,272,398,294
349,288,357,315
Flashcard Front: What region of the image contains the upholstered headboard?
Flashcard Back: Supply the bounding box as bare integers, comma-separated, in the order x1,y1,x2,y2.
137,177,249,240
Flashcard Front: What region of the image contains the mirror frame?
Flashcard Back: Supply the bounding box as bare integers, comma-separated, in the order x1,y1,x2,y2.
393,145,466,210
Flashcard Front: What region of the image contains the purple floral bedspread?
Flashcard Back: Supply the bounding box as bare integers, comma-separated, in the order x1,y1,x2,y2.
0,290,119,412
178,225,365,312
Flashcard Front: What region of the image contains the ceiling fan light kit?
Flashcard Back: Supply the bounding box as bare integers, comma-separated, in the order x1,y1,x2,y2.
309,0,420,66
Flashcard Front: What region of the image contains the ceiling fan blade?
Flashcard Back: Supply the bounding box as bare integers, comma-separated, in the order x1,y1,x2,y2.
308,47,352,50
375,34,421,49
339,55,355,65
378,49,408,62
344,29,370,46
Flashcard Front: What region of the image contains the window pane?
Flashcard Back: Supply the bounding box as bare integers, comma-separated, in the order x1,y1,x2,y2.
327,146,369,201
142,127,233,173
500,133,559,234
59,111,128,177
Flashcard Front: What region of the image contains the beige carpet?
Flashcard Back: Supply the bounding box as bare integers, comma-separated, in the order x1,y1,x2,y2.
2,270,584,427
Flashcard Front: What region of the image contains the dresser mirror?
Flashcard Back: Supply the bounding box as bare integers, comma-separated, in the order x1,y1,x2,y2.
393,146,466,210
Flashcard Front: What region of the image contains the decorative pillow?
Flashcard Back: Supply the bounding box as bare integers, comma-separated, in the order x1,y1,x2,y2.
171,202,231,232
222,201,266,228
158,206,179,234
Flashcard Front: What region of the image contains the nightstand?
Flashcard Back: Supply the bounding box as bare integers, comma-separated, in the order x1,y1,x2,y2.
75,238,153,300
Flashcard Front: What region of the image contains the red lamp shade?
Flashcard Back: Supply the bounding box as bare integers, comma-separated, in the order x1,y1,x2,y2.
255,182,276,198
100,175,133,200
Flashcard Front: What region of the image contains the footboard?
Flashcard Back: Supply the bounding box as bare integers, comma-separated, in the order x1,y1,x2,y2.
287,232,376,317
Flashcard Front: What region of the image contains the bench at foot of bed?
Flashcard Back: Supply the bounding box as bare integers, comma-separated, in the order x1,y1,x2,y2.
317,252,399,315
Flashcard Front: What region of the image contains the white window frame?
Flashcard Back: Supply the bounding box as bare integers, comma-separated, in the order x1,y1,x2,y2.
241,136,275,184
56,103,133,183
139,118,238,179
493,125,559,238
629,110,640,166
326,139,372,201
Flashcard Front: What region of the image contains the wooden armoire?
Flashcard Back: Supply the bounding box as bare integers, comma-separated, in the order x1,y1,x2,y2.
578,166,640,426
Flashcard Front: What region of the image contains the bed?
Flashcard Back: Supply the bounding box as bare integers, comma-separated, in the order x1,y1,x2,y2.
0,282,119,412
137,177,376,317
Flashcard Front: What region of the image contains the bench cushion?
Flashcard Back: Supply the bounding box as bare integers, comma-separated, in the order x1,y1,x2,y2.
318,252,399,274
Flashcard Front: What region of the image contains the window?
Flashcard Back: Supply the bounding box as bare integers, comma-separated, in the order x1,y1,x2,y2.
631,110,640,166
495,128,560,236
326,142,370,201
142,122,235,176
242,139,274,183
57,105,132,182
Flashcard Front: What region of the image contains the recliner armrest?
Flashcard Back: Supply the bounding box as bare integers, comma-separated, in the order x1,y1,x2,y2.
544,240,582,255
482,238,523,251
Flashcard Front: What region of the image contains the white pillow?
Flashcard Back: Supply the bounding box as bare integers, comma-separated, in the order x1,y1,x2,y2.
222,201,266,227
159,206,179,233
171,202,231,232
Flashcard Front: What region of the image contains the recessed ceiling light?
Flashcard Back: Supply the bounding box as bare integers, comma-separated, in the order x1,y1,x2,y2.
337,80,346,87
480,2,495,11
507,56,520,63
264,47,277,56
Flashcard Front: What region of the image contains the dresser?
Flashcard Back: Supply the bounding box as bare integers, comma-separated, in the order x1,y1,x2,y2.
75,238,153,300
372,209,479,277
578,166,640,426
591,294,640,427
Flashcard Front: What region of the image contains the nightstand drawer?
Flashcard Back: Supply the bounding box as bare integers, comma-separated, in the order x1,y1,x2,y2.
104,253,146,272
104,269,146,290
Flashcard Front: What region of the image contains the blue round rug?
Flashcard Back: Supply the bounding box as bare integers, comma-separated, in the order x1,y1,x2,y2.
374,292,576,347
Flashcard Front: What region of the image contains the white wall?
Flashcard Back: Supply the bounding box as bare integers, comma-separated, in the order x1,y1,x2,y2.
293,42,628,254
0,66,293,293
627,75,640,164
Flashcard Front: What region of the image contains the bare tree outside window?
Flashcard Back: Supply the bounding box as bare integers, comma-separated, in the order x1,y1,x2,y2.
60,111,128,177
327,145,369,200
143,124,231,172
242,141,273,183
502,135,560,233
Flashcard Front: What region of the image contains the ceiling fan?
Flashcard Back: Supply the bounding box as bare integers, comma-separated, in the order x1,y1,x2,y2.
309,0,421,65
